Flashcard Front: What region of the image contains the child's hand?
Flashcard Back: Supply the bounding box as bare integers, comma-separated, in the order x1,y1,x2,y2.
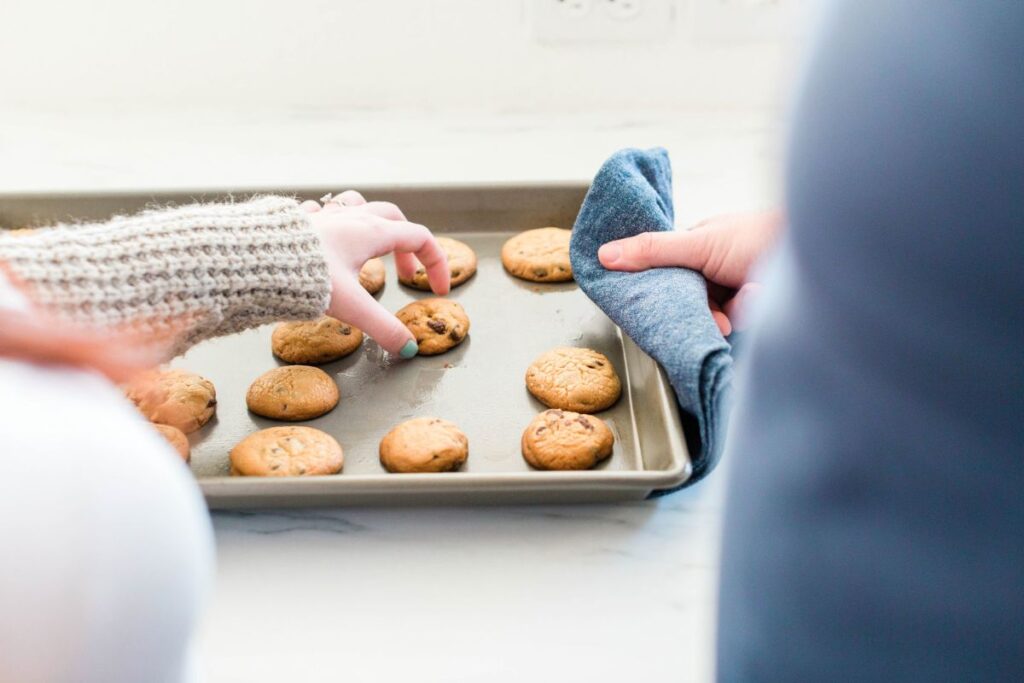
597,210,783,336
302,191,450,357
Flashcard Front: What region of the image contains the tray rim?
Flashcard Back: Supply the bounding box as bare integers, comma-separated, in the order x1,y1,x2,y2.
0,180,595,203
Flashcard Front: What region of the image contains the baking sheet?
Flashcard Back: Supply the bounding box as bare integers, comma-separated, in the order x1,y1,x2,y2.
0,184,690,506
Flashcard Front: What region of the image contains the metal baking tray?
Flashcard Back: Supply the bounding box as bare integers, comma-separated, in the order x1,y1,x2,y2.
0,184,690,507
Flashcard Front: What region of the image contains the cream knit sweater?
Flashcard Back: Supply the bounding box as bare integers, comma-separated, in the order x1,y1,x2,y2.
0,196,331,357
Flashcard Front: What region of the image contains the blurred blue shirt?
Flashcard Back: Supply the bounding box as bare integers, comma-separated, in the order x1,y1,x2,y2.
717,3,1024,680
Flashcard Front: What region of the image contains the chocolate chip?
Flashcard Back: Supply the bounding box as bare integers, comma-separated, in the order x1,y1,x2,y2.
207,399,217,407
452,269,461,277
534,268,548,277
576,416,594,431
586,363,596,369
448,328,462,341
427,319,447,334
341,326,352,335
595,361,604,366
536,426,546,434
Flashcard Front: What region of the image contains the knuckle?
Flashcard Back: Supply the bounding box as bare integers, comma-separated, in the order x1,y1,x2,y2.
365,216,389,232
376,201,404,220
413,224,433,242
338,190,366,206
409,225,434,249
632,232,657,260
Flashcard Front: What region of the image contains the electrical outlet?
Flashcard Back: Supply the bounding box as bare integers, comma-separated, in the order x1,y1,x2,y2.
528,0,676,45
558,0,593,19
689,0,807,43
605,0,644,21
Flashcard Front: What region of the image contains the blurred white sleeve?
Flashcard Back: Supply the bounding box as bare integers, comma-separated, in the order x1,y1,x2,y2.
0,356,215,683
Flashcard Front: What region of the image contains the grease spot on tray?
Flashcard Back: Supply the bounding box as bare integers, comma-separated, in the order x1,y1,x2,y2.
409,369,446,407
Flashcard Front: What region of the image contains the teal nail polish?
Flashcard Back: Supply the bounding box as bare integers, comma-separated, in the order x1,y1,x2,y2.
399,340,419,359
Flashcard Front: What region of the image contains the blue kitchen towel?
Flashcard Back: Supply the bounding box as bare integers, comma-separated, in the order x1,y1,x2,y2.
570,148,733,491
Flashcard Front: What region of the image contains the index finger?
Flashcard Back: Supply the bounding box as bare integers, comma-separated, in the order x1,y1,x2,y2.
369,217,451,296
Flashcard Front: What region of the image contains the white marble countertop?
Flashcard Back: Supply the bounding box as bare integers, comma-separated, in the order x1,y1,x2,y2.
0,107,780,682
206,481,727,683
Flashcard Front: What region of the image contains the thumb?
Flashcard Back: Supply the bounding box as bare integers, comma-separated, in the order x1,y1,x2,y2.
328,281,418,358
598,230,713,275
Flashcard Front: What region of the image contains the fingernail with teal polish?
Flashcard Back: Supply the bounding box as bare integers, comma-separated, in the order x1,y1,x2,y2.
399,340,419,359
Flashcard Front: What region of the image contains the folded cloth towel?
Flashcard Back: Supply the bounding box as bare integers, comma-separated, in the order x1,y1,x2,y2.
570,148,733,492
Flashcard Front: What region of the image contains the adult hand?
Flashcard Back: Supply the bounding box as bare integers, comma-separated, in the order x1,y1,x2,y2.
597,210,783,336
303,191,450,357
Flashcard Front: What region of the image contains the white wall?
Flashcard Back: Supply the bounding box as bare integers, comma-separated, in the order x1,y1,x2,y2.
0,0,796,114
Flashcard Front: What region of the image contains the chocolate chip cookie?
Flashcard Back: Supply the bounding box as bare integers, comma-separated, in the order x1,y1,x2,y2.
399,236,477,290
521,409,614,470
501,227,573,282
379,417,469,473
245,365,339,421
525,347,621,413
230,426,344,476
154,423,191,462
125,368,217,434
395,298,470,355
271,316,363,364
359,257,386,294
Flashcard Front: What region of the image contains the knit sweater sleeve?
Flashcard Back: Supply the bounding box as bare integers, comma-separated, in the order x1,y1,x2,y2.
0,196,331,357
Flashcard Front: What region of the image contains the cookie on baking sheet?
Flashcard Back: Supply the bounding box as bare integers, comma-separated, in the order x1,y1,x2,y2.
125,368,217,434
399,236,477,290
271,316,363,364
395,298,470,355
521,409,614,471
154,424,191,462
379,417,469,473
245,365,339,421
525,347,621,413
501,227,573,283
230,426,344,477
359,257,386,294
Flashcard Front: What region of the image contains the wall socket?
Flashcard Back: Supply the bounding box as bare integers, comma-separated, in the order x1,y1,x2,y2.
527,0,676,45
